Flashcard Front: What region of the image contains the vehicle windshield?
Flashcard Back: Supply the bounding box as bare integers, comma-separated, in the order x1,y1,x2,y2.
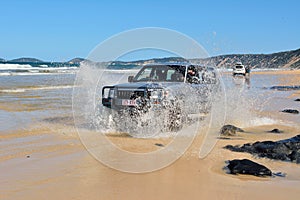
235,65,244,69
133,65,186,82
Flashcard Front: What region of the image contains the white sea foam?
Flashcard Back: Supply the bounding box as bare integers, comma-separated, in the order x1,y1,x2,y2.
0,64,78,76
0,63,32,70
0,88,26,93
0,85,74,93
0,72,13,76
243,117,280,127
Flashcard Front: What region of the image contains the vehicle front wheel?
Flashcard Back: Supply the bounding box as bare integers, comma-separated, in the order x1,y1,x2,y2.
166,101,184,132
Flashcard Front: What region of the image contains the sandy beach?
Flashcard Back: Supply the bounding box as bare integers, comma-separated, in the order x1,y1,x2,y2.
1,70,300,200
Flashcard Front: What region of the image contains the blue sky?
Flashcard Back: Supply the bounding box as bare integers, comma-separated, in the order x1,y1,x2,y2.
0,0,299,61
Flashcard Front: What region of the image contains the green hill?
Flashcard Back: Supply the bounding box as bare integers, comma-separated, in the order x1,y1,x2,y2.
9,57,43,63
68,57,87,64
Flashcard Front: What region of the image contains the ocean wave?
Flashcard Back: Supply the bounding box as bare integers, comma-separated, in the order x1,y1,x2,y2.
0,63,32,70
0,88,26,93
0,64,78,76
0,85,74,93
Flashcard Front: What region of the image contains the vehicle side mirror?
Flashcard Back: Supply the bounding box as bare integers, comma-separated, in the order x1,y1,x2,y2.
128,76,134,82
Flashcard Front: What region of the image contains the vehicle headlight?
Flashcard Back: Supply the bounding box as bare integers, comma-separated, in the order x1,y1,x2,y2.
150,89,163,99
109,89,115,98
149,89,168,99
150,90,160,99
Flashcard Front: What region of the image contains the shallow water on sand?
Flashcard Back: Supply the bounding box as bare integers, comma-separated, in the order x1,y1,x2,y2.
0,70,299,133
1,70,300,200
0,74,75,132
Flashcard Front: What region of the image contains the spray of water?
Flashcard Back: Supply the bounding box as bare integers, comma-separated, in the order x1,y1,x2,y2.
221,74,280,128
89,65,224,138
72,28,228,173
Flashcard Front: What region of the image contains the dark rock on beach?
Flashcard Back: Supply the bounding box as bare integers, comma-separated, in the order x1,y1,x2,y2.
220,125,244,136
269,128,282,134
289,150,300,164
295,98,300,102
225,135,300,163
226,159,272,177
281,109,299,114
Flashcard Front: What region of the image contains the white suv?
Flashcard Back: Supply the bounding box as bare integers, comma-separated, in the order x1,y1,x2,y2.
233,63,246,76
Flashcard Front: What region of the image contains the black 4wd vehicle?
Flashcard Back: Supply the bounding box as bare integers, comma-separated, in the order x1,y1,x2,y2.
102,63,218,132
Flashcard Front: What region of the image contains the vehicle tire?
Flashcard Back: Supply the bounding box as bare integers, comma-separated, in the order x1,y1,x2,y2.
167,100,183,132
115,108,138,132
116,107,163,137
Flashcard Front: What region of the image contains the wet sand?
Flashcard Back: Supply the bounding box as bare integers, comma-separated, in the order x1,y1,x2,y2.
1,123,300,200
1,70,300,200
